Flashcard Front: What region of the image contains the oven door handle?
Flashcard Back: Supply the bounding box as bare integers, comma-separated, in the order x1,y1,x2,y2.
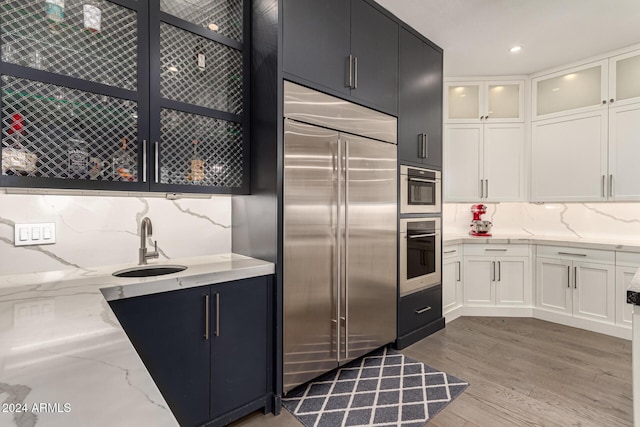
407,233,438,239
408,177,438,183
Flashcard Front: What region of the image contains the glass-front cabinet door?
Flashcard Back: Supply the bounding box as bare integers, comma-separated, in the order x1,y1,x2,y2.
609,50,640,108
150,0,247,194
532,60,608,121
445,80,523,123
0,0,148,191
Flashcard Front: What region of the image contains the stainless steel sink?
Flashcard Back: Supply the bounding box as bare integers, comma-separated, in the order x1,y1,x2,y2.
113,265,187,278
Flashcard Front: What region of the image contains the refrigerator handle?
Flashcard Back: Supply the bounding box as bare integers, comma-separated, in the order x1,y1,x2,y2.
343,139,349,360
336,138,342,359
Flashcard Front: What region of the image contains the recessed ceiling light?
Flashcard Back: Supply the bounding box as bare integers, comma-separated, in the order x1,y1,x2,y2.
509,45,522,53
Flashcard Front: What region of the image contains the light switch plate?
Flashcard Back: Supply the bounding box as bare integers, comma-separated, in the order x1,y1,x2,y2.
14,223,56,246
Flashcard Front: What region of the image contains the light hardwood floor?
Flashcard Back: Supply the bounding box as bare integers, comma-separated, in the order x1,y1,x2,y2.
232,317,632,426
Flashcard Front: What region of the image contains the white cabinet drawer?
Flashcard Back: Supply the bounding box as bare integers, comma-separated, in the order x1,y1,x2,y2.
536,245,614,264
443,245,462,260
464,244,529,257
616,251,640,268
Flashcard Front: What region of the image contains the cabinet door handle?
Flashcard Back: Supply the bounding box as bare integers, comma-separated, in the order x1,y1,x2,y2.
415,306,432,314
444,250,456,254
417,134,423,158
609,174,613,198
557,252,587,257
574,266,577,289
480,179,484,198
142,140,147,183
602,175,605,198
497,261,501,282
485,179,489,198
610,99,615,103
346,55,354,88
491,261,495,282
485,248,507,252
204,294,210,340
567,265,570,288
214,293,220,336
422,134,428,159
154,141,159,184
353,56,358,89
456,261,461,281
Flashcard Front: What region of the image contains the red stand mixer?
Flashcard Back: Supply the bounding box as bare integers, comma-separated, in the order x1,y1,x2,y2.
470,204,493,236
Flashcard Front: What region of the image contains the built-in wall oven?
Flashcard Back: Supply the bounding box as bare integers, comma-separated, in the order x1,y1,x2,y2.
400,165,441,214
400,217,441,296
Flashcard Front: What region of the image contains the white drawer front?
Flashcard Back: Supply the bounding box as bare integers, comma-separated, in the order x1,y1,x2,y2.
464,244,529,257
536,245,614,264
443,245,462,259
616,251,640,268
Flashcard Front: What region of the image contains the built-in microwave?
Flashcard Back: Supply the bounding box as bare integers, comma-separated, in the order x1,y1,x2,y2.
400,165,441,214
400,218,441,296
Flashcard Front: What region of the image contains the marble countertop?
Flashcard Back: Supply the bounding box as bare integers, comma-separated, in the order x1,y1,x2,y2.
443,234,640,252
0,253,275,427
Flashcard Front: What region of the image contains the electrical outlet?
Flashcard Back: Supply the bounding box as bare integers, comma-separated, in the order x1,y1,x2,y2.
14,223,56,246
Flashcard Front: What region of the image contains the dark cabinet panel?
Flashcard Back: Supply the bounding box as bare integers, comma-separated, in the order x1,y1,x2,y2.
350,0,398,113
398,28,443,168
109,275,272,427
398,285,442,337
282,0,350,97
109,286,210,427
211,276,269,417
282,0,398,114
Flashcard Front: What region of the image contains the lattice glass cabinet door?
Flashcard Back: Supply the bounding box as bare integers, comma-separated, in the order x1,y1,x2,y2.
0,0,148,190
151,0,247,193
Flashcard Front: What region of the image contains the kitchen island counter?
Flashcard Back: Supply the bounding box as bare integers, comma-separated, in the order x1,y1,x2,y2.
0,253,275,427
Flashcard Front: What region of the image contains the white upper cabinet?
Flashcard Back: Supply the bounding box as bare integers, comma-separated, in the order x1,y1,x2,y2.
609,50,640,108
533,60,608,121
445,80,524,123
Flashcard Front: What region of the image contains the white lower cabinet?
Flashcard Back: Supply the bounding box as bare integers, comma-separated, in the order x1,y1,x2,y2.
463,244,531,308
535,246,615,325
442,245,463,315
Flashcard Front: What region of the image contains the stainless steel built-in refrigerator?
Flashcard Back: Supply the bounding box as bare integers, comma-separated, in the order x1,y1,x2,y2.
283,82,397,393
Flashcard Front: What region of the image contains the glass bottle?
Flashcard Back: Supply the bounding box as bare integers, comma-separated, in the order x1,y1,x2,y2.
187,139,205,182
67,137,89,179
83,1,102,33
112,137,136,181
2,113,37,176
44,0,65,33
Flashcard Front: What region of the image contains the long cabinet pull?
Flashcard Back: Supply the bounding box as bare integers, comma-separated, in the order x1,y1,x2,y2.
574,266,577,289
353,56,358,89
567,265,570,288
602,175,605,198
497,261,501,282
154,141,159,184
214,293,220,337
204,294,210,340
485,248,507,252
142,140,147,183
480,180,484,198
456,261,461,281
557,252,587,257
423,134,428,159
491,261,495,282
610,174,613,198
444,250,456,254
485,179,489,198
415,306,432,314
346,55,354,88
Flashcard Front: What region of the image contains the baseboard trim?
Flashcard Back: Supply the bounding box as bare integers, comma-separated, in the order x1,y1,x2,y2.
394,317,445,350
533,309,632,340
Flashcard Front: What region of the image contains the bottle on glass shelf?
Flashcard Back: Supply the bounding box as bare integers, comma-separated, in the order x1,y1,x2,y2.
67,137,89,179
44,0,65,33
195,40,206,72
83,1,102,33
112,137,136,181
187,139,205,182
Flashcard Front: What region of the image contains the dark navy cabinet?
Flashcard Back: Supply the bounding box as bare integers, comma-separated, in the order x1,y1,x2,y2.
398,27,443,169
109,275,272,427
282,0,398,115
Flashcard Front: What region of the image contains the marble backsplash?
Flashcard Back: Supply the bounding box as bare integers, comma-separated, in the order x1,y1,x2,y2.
0,193,231,276
444,202,640,242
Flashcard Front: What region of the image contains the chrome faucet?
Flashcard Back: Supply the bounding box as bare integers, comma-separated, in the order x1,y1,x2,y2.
139,217,159,265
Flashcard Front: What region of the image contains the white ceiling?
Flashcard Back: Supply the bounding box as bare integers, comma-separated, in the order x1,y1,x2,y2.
373,0,640,77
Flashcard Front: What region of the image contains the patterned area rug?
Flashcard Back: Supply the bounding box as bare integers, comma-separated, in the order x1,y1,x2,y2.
282,347,468,427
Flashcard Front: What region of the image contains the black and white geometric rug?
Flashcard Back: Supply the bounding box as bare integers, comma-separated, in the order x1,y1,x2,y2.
282,347,468,427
